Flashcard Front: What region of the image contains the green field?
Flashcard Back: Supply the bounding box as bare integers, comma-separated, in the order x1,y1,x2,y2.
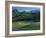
12,21,40,31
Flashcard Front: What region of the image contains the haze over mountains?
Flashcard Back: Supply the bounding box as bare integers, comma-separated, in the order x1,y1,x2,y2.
12,7,40,13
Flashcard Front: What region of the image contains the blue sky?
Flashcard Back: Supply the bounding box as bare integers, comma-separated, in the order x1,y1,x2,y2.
12,7,40,12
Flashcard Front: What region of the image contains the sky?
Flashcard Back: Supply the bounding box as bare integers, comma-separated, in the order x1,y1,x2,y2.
12,7,40,12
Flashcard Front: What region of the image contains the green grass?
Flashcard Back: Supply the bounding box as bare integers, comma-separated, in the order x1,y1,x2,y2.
12,21,40,31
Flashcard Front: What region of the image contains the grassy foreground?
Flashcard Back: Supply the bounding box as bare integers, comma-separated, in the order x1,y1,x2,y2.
12,21,40,31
